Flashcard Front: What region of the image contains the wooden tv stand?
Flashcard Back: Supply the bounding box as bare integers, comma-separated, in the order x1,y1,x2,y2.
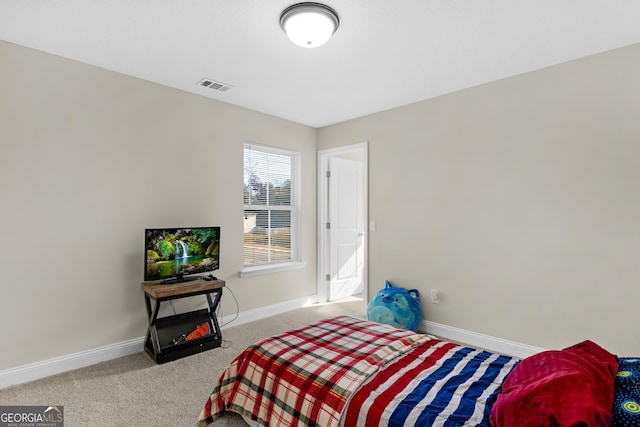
141,278,224,363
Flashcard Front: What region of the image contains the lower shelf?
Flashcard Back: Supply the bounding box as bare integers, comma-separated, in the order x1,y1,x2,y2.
144,335,221,364
145,308,222,364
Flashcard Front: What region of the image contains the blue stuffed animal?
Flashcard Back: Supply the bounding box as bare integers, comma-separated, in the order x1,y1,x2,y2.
367,281,423,332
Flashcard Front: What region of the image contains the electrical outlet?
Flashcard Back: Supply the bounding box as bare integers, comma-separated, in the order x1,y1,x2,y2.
430,289,440,304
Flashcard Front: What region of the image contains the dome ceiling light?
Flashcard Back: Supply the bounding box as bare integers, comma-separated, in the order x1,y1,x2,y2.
279,2,340,48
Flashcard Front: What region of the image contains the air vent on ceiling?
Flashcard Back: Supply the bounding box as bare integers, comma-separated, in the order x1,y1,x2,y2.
197,78,234,92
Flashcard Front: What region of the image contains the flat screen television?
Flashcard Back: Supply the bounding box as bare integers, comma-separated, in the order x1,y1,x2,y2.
144,227,220,283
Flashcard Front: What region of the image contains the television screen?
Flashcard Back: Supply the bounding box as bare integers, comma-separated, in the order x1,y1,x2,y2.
144,227,220,283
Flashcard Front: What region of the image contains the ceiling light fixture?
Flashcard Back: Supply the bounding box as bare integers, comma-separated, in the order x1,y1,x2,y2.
280,2,339,48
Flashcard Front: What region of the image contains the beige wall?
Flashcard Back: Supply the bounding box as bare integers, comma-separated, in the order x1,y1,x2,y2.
318,43,640,356
2,39,639,372
0,41,317,371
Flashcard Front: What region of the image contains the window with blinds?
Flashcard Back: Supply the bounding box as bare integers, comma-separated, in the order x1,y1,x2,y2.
243,144,299,267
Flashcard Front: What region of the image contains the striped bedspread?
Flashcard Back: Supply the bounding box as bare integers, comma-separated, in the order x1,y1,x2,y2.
198,316,432,427
342,340,519,427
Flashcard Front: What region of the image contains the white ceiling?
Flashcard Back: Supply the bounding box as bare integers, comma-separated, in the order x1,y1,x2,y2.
2,1,640,128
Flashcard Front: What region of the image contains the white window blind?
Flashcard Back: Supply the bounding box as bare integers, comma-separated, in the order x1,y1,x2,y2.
243,144,298,267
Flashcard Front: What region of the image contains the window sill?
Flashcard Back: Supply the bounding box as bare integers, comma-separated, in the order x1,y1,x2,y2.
240,261,306,278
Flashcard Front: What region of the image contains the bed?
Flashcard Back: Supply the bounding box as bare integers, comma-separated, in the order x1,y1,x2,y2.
198,316,639,427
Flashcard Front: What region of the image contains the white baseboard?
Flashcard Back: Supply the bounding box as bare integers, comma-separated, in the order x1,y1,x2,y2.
219,295,317,328
0,296,315,389
0,337,144,389
422,320,545,359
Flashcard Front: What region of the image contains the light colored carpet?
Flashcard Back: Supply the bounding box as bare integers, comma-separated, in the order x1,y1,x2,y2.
0,296,365,427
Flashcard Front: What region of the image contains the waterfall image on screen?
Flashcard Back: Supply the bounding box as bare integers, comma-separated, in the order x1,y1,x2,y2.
144,227,220,282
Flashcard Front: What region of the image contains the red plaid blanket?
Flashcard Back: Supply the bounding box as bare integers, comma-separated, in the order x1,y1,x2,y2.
197,316,432,427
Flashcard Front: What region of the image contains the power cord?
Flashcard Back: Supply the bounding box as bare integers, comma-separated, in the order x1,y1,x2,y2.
218,284,239,328
210,283,240,349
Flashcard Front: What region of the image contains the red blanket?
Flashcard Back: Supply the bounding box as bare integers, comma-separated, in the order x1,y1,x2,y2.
490,340,618,427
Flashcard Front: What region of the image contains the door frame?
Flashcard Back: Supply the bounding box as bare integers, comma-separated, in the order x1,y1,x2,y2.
317,142,368,306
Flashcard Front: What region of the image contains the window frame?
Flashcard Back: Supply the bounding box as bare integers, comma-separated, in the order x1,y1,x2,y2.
241,143,304,277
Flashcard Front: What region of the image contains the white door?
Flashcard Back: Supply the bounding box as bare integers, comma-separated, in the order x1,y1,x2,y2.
328,157,364,300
